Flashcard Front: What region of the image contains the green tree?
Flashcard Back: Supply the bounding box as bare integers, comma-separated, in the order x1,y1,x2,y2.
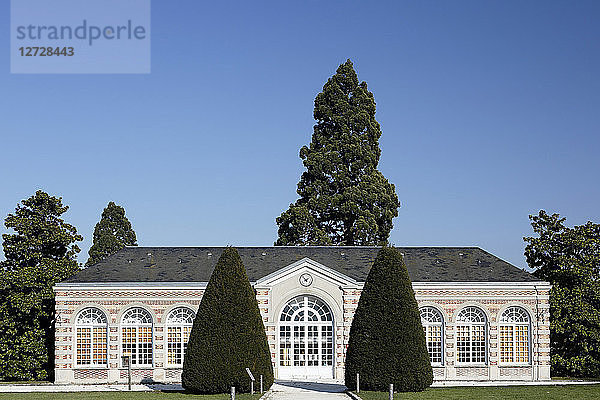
524,210,600,377
86,201,137,266
345,247,433,392
0,190,82,381
182,247,274,393
275,60,400,246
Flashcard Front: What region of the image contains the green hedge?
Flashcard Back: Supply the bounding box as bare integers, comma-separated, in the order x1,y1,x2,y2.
182,247,274,394
345,246,433,392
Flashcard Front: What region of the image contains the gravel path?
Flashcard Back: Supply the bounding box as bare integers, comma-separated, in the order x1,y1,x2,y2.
265,381,349,400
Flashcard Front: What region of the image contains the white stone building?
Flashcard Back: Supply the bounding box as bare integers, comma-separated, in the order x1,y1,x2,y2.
53,246,551,384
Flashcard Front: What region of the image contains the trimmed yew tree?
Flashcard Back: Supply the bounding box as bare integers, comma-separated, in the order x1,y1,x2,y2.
275,59,400,246
182,247,273,393
86,201,137,266
345,247,433,392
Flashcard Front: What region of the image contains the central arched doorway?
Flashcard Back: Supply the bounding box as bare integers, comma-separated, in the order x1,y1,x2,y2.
277,295,334,380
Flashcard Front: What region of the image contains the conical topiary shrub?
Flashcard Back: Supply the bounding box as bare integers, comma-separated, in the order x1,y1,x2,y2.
182,247,274,393
345,246,433,392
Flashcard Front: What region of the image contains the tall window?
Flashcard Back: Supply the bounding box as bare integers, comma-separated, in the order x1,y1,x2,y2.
279,295,333,368
499,307,530,364
76,308,108,366
420,306,443,365
166,307,195,366
121,307,153,366
456,306,487,364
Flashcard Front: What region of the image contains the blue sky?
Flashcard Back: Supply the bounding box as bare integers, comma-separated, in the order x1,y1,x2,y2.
1,1,599,269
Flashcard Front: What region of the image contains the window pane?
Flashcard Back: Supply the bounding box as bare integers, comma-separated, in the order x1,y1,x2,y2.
426,325,442,364
140,326,153,365
183,325,192,357
500,326,513,363
321,325,333,366
471,325,486,363
167,327,182,365
122,327,137,364
77,327,91,365
293,326,305,367
93,327,107,364
279,326,291,366
456,324,486,364
307,326,318,366
456,326,470,363
515,325,529,363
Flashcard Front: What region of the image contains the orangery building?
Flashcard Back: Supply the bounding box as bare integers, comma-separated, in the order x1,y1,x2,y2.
53,246,551,384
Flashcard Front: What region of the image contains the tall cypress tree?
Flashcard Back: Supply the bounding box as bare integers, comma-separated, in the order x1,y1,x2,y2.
86,201,137,266
276,60,400,246
182,247,274,394
0,191,82,381
345,247,433,392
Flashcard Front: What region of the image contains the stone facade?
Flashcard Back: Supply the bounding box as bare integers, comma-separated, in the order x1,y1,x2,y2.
54,257,551,384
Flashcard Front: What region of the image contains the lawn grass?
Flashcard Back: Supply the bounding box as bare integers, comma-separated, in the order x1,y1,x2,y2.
354,384,600,400
0,392,262,400
2,385,600,400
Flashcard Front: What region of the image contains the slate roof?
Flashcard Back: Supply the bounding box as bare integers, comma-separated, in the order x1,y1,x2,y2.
62,246,538,284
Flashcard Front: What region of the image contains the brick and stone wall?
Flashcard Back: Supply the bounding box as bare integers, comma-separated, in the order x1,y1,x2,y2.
338,284,550,382
54,285,204,384
54,282,550,384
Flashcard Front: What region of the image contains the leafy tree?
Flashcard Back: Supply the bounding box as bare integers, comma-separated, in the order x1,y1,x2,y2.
345,246,433,392
182,247,273,393
524,210,600,377
86,201,137,266
275,60,400,246
0,190,82,381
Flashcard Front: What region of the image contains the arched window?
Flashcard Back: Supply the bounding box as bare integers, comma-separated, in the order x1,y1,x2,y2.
499,307,531,364
279,295,333,369
121,307,153,366
279,295,333,322
76,308,108,365
420,307,444,365
456,306,487,364
166,307,195,366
